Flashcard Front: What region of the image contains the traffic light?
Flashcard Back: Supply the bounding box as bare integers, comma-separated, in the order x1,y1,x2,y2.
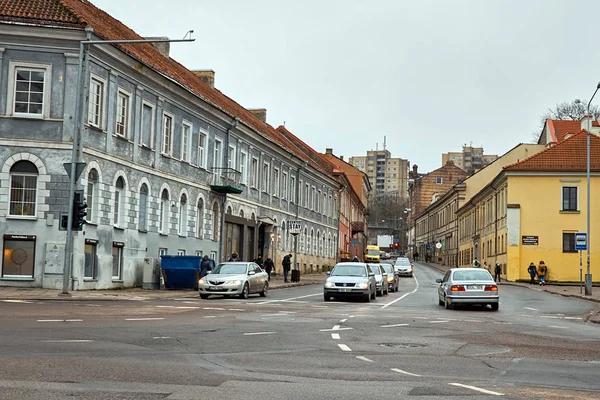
72,190,87,231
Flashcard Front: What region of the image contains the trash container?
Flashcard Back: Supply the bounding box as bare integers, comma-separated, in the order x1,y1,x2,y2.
160,255,203,289
291,269,300,283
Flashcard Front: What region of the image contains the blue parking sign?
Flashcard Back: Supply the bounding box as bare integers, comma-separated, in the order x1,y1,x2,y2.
575,232,587,251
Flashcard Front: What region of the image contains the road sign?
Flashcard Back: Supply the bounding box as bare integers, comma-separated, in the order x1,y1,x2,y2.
435,242,442,249
63,162,87,182
288,220,302,236
393,238,399,243
351,238,359,247
575,232,587,251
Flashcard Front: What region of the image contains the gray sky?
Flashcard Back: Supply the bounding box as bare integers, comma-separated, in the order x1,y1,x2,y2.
94,0,599,173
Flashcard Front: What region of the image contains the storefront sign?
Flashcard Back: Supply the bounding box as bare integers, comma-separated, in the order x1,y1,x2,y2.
4,234,36,241
85,238,99,245
112,241,125,248
521,236,539,245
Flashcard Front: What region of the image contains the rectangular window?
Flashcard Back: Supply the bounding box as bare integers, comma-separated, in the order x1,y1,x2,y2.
9,173,37,217
214,139,222,169
562,186,578,211
10,63,50,118
197,130,207,168
262,162,270,193
84,239,98,279
181,121,192,162
1,235,36,278
113,189,120,226
305,183,309,207
282,172,288,199
140,102,154,148
112,242,124,280
312,187,317,210
251,157,259,188
290,176,296,203
195,250,203,256
273,168,280,197
562,232,577,253
228,145,236,170
240,151,248,184
88,76,105,128
177,249,186,256
115,89,130,137
436,177,443,184
158,248,168,259
162,113,173,156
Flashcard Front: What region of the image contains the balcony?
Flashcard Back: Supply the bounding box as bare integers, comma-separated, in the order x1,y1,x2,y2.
210,167,243,194
351,221,365,234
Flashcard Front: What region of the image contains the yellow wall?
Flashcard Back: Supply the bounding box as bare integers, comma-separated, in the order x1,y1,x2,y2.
508,174,600,282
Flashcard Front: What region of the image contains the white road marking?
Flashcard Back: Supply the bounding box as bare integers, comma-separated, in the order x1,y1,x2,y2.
391,368,422,377
540,315,561,319
261,313,292,317
255,293,321,304
349,315,356,318
310,304,328,308
429,320,449,324
155,305,176,308
331,333,341,340
203,307,226,310
175,306,200,309
381,274,419,309
243,332,277,336
85,304,101,307
339,318,348,323
42,340,93,343
37,319,65,322
228,308,245,311
332,325,340,330
320,327,353,332
356,356,374,362
65,319,83,322
564,317,583,320
413,316,429,319
338,344,352,352
381,323,410,328
153,337,171,339
524,307,539,311
183,301,202,305
549,325,569,329
279,311,297,314
448,383,504,396
204,315,217,318
125,318,164,321
463,319,483,323
3,299,34,303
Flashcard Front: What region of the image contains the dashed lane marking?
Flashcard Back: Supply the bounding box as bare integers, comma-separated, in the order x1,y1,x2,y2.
37,319,83,322
203,307,226,311
320,327,353,332
243,332,277,336
255,293,321,305
356,356,373,362
2,300,35,303
338,344,352,352
228,308,245,312
153,337,171,339
448,383,504,396
125,318,164,321
548,325,569,329
42,340,93,343
429,320,449,324
524,307,539,311
339,318,348,323
391,368,421,377
564,317,583,320
381,323,410,328
539,316,561,319
331,333,341,340
204,316,217,318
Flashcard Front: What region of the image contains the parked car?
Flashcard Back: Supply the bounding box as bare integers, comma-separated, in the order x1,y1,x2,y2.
198,262,268,299
394,257,414,277
380,262,398,292
436,268,499,310
323,262,376,302
368,263,389,296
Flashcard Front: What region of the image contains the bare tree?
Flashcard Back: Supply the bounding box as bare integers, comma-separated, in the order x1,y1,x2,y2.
532,99,600,142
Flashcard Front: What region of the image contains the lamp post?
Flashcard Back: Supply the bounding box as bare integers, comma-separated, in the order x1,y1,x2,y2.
585,83,600,296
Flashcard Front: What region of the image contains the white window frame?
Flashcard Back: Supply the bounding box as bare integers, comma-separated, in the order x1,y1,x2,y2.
312,187,317,210
197,129,207,169
85,170,97,223
262,162,270,193
112,245,123,280
140,101,155,148
240,150,248,185
561,185,580,212
179,194,188,237
159,190,170,235
273,167,280,197
113,177,125,228
282,171,288,200
305,183,309,208
88,74,107,129
138,183,149,231
162,112,174,156
181,120,192,162
227,144,237,171
196,199,204,239
436,176,443,184
213,139,223,170
8,61,52,119
290,176,296,203
177,249,186,256
115,88,132,138
251,157,259,189
8,168,38,218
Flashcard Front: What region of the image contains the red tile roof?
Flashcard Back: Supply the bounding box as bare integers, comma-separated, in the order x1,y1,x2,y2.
275,125,340,174
545,118,600,143
505,130,600,172
0,1,322,172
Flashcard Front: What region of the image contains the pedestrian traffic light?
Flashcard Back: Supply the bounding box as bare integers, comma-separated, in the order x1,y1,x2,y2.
72,190,87,231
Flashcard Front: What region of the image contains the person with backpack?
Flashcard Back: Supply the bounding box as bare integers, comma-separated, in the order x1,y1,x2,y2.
282,254,292,283
527,262,537,284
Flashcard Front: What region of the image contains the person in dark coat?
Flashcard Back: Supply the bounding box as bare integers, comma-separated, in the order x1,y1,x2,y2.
228,252,239,262
527,262,537,284
282,254,292,282
352,255,359,262
263,257,274,281
494,261,502,282
200,255,213,278
254,255,263,268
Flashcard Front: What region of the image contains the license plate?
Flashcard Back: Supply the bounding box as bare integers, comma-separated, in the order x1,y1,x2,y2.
467,285,482,290
208,286,219,291
339,288,352,292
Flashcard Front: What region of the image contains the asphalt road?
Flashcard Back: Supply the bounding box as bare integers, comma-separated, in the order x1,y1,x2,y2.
0,264,599,399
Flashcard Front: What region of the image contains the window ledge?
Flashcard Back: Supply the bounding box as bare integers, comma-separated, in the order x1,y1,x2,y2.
85,222,98,226
160,153,173,159
560,210,580,214
86,124,106,134
111,280,124,283
0,277,35,281
83,279,98,282
138,229,148,233
5,216,37,220
159,233,168,237
139,144,155,150
178,234,187,238
113,226,125,231
113,134,133,144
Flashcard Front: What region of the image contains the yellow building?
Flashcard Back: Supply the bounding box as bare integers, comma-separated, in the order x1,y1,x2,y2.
457,131,600,282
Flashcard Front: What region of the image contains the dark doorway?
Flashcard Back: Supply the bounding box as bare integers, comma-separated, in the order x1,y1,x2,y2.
258,224,266,259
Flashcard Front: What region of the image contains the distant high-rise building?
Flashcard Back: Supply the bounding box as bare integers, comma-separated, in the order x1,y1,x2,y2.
349,149,409,200
441,145,497,175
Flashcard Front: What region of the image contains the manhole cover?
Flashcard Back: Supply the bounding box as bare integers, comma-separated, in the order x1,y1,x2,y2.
379,343,424,348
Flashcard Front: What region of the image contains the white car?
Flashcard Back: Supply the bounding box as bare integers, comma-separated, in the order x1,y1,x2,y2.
394,257,413,277
199,262,268,299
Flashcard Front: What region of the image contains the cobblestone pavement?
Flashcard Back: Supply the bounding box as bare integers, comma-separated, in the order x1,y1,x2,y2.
0,272,327,302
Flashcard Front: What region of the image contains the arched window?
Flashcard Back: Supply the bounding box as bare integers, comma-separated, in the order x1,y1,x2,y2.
226,206,232,215
138,183,148,231
159,189,169,234
212,202,220,241
196,198,204,239
179,193,188,236
9,160,38,217
322,235,325,257
281,222,286,251
86,169,98,222
308,229,313,255
300,227,307,253
239,209,244,218
114,177,125,226
317,231,321,257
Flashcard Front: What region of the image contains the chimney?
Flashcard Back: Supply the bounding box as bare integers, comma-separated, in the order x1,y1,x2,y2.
412,164,418,178
249,109,267,123
145,37,170,58
445,160,455,166
325,148,333,155
340,155,344,161
192,70,215,88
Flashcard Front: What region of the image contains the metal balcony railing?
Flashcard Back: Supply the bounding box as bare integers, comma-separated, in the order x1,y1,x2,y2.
210,167,243,194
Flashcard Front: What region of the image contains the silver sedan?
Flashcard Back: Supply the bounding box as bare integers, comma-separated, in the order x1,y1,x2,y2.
436,268,499,310
199,262,268,299
323,262,376,302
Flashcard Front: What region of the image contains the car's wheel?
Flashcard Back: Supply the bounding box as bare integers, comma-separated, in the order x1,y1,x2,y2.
200,294,209,299
363,293,370,302
491,303,499,311
239,283,249,299
259,282,268,297
438,296,444,306
444,296,452,309
371,288,376,300
324,294,331,301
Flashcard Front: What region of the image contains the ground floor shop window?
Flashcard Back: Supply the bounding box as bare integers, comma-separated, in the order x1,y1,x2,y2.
2,235,36,278
112,241,124,280
84,239,98,280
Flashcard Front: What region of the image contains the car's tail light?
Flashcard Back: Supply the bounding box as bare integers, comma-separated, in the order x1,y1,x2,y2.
450,285,465,292
484,285,498,291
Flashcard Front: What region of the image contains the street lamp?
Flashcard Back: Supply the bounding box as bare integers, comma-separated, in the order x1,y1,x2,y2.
585,83,600,296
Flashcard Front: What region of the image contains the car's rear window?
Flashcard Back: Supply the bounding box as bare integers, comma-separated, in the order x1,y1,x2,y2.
395,258,411,266
381,264,394,274
369,265,382,275
331,266,367,277
452,270,492,281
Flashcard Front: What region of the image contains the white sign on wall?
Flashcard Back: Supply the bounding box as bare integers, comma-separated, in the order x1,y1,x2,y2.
288,220,302,235
44,243,65,274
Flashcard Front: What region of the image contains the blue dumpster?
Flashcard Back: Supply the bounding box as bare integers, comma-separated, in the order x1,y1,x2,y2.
160,255,203,289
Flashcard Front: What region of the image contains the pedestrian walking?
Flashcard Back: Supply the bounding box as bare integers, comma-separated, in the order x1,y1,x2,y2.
227,252,239,262
413,251,419,262
494,261,502,282
527,262,537,284
538,261,547,286
254,255,263,268
263,256,274,281
472,257,481,268
282,253,292,283
483,261,489,271
200,255,213,278
352,255,359,262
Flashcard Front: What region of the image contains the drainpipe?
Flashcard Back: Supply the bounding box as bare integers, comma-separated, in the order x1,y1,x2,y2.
219,118,239,262
293,161,305,272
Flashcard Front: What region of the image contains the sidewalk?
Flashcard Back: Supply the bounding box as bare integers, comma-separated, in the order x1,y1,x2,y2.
0,272,327,302
416,261,600,323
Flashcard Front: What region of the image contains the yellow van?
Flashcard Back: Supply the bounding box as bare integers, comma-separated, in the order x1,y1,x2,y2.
364,245,381,263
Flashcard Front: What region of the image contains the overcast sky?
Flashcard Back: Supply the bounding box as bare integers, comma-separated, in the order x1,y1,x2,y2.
94,0,599,173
